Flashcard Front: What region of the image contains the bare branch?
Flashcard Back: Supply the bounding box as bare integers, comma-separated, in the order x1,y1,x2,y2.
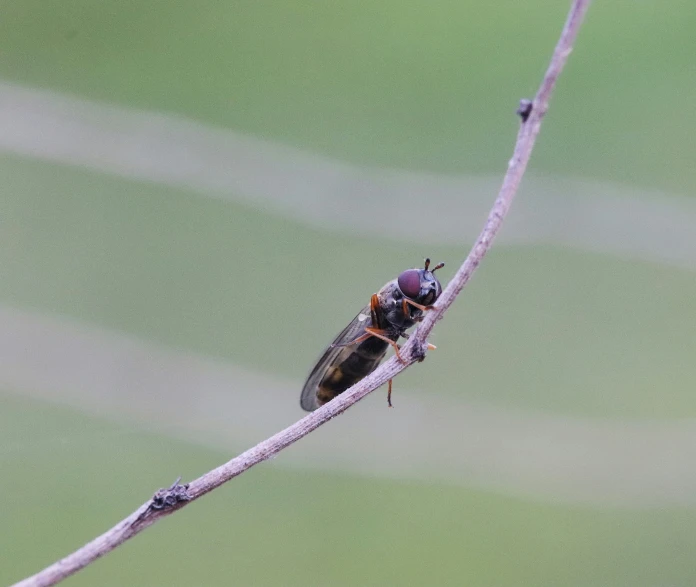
412,0,592,345
11,2,592,586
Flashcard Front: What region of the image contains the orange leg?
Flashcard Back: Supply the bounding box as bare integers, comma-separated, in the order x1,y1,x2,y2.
331,331,372,348
404,297,435,313
333,324,418,358
401,299,437,350
387,378,393,408
401,298,437,327
364,326,405,364
402,330,435,350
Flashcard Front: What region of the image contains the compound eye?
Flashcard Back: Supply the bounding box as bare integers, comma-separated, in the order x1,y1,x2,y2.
397,269,421,299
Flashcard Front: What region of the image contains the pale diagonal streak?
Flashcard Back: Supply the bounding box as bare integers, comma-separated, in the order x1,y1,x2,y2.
2,305,696,508
0,81,695,269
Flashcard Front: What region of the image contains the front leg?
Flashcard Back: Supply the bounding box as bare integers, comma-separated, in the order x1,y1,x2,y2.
399,320,437,351
403,298,435,313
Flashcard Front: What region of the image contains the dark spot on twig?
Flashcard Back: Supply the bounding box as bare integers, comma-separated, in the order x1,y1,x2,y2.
150,476,191,511
412,341,427,363
516,99,533,122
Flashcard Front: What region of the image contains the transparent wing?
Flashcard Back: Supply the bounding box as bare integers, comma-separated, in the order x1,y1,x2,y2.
300,305,372,412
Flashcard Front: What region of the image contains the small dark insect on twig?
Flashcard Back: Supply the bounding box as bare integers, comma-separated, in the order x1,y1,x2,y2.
299,258,445,413
10,2,592,586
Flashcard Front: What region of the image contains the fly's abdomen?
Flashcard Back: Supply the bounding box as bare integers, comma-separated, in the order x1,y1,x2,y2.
316,336,391,406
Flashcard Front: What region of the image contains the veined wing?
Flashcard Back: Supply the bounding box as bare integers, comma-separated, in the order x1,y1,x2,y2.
300,305,372,412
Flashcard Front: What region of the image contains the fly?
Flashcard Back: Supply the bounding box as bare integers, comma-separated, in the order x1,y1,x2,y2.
300,258,444,411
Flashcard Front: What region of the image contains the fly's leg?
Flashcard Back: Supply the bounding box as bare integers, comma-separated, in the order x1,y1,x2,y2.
403,298,435,313
400,331,435,350
332,293,385,349
364,326,405,364
387,379,393,408
331,331,372,348
402,299,437,351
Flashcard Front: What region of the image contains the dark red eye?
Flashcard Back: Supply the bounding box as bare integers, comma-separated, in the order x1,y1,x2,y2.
397,269,421,299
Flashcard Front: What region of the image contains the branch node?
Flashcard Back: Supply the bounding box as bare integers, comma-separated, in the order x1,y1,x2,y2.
412,340,429,363
516,99,533,122
149,476,191,511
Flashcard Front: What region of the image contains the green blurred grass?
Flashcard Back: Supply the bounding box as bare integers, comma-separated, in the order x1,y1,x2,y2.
0,1,695,194
2,153,696,417
3,393,696,587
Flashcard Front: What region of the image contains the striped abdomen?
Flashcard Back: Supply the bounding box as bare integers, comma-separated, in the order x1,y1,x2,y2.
315,334,395,406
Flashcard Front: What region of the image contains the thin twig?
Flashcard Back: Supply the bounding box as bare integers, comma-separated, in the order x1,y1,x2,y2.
11,2,592,585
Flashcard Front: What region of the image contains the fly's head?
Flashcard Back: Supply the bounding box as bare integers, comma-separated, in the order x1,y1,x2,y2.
397,258,444,307
383,258,444,329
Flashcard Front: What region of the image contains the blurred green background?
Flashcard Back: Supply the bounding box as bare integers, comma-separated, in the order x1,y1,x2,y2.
2,1,696,585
